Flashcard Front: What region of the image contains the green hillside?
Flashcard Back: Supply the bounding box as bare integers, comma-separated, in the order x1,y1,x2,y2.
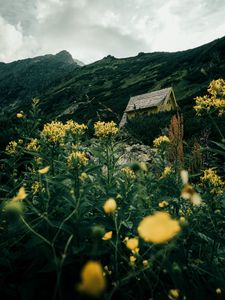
0,36,225,147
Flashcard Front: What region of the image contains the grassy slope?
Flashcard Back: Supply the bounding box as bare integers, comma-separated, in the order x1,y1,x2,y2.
40,37,225,123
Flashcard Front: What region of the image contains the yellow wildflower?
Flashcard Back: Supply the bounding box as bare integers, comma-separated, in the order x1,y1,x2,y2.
216,288,222,294
139,162,148,172
94,121,119,138
126,238,139,251
159,200,169,208
138,212,181,244
78,261,106,297
153,135,170,147
64,120,87,135
129,255,136,265
181,184,202,206
5,141,18,155
67,151,88,168
12,186,27,202
121,166,136,178
103,198,117,214
26,138,40,152
194,79,225,116
169,289,179,299
160,166,172,179
200,168,225,194
16,113,24,118
79,172,89,182
102,231,113,240
179,217,186,225
142,260,149,267
180,170,189,185
4,201,23,213
38,166,50,174
31,181,42,194
42,121,66,142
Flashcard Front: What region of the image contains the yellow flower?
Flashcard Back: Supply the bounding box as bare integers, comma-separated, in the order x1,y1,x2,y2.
200,168,225,194
64,120,87,135
38,166,50,174
180,170,189,185
129,255,136,265
26,138,40,152
179,217,186,225
31,181,43,194
181,184,202,206
4,201,23,213
138,212,181,244
160,166,172,179
78,261,106,297
121,166,136,178
5,141,18,155
142,260,149,267
159,200,169,208
42,121,66,143
103,198,117,214
169,289,179,299
126,238,139,251
94,121,119,138
16,113,24,118
102,231,113,240
12,186,27,202
216,288,222,294
139,162,148,172
194,79,225,116
67,151,88,168
79,172,89,182
153,135,170,147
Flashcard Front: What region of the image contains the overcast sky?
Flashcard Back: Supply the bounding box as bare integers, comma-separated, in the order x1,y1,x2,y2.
0,0,225,64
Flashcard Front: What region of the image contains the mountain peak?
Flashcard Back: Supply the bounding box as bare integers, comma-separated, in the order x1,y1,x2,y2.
54,50,75,64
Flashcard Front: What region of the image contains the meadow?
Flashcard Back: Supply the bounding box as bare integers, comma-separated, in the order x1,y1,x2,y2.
0,79,225,300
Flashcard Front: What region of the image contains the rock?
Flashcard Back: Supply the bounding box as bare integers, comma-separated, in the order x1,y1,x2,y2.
118,143,153,165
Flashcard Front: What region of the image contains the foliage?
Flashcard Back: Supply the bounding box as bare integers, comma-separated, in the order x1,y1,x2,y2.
125,111,175,144
1,96,225,300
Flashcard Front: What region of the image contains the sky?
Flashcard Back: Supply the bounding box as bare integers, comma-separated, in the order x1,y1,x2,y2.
0,0,225,64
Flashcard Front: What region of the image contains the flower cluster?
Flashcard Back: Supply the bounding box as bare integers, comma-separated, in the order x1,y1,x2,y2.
42,120,87,143
5,141,18,154
64,120,87,135
42,121,66,143
194,79,225,116
180,170,202,205
67,151,88,168
94,121,119,138
31,181,43,194
26,138,40,152
153,135,170,147
200,168,225,194
121,166,136,178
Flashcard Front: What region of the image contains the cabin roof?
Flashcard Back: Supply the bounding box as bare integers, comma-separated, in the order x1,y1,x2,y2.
125,87,173,113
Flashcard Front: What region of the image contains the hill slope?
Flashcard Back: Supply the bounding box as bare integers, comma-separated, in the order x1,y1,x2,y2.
0,50,81,108
40,36,225,122
0,37,225,125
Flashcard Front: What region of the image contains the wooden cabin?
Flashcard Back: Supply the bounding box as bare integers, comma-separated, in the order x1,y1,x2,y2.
119,87,178,127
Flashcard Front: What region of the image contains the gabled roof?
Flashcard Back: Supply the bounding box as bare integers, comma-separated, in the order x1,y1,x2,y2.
125,87,173,113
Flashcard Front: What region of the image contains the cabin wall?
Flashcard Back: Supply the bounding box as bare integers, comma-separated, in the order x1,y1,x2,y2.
126,96,176,120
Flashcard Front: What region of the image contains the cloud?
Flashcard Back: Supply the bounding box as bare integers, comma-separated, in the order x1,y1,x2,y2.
0,0,225,63
0,16,37,62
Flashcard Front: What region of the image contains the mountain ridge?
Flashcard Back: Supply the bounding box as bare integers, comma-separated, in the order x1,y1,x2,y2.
0,36,225,124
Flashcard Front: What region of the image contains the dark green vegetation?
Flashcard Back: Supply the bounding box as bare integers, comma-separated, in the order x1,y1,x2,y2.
1,37,225,147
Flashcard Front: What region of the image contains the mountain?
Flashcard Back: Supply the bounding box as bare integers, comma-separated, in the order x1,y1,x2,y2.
0,50,82,108
41,37,225,123
0,36,225,131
